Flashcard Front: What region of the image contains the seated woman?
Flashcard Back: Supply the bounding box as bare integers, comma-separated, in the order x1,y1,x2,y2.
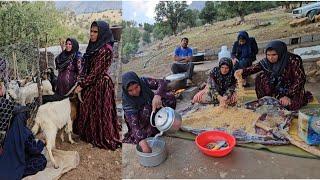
122,71,176,150
235,40,313,111
192,57,237,107
0,97,47,179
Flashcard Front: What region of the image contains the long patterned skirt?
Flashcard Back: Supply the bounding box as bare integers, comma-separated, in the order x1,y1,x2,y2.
74,76,121,150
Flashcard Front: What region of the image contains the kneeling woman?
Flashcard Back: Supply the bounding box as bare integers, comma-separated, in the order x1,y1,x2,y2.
122,71,176,145
0,98,46,179
193,57,237,107
235,40,312,110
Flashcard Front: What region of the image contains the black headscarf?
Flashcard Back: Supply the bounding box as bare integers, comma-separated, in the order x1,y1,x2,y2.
209,57,236,95
260,40,289,77
83,21,114,61
122,71,154,113
55,38,80,70
259,41,289,91
237,31,252,59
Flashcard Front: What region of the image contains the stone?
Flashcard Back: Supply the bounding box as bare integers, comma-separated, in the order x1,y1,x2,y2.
315,14,320,23
307,77,318,83
317,60,320,67
306,69,318,76
181,86,199,100
289,17,310,27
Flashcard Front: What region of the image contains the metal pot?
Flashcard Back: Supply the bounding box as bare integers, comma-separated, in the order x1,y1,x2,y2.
136,137,167,167
150,107,182,133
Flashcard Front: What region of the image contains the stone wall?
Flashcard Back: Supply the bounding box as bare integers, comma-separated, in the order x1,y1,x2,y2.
304,59,320,83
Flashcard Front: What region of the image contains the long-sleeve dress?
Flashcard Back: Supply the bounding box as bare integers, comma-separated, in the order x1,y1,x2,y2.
0,105,46,179
123,77,176,144
73,44,121,150
55,55,84,96
242,52,312,110
206,67,237,104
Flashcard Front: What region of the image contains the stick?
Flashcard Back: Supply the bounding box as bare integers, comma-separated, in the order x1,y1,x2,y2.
37,37,42,105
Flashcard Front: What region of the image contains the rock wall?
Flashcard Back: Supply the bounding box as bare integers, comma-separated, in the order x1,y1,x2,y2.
304,59,320,83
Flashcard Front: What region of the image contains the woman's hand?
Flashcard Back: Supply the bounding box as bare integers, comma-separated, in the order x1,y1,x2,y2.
229,93,238,104
0,83,5,97
232,58,238,65
218,95,228,107
192,89,207,104
234,69,243,79
152,95,162,111
279,96,291,107
74,86,83,94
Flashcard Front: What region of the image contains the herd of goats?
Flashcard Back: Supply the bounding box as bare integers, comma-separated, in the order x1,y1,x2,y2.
4,69,80,169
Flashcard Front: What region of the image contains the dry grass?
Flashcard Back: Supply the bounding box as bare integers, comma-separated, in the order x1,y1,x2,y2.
123,7,320,78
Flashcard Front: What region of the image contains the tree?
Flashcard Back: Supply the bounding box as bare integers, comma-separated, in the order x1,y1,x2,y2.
183,9,200,28
152,22,172,40
200,1,217,24
155,1,188,35
122,27,141,57
142,31,151,45
143,23,154,33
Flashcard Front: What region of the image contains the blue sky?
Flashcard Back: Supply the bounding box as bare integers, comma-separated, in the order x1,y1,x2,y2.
122,0,193,24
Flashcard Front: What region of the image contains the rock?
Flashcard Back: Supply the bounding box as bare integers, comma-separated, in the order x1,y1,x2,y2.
316,71,320,76
307,77,318,83
306,69,318,76
315,14,320,23
219,171,228,178
289,17,310,27
181,86,199,100
316,60,320,67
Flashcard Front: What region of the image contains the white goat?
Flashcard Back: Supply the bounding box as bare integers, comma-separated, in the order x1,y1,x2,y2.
18,80,54,105
31,98,76,169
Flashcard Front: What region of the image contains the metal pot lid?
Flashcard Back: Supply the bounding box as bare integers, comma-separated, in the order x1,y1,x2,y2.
165,73,186,81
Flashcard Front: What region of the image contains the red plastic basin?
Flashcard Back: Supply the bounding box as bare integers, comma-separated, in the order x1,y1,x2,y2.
195,130,236,157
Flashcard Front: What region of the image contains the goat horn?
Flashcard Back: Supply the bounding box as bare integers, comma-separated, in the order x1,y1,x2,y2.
65,82,78,97
77,92,84,103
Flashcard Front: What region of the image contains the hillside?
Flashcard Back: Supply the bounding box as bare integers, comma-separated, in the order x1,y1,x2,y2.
63,9,122,43
123,7,320,78
55,1,121,14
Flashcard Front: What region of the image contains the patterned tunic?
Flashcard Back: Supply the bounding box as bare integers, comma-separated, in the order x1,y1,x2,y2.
205,67,236,104
55,55,84,96
73,44,121,150
242,52,312,110
123,77,176,144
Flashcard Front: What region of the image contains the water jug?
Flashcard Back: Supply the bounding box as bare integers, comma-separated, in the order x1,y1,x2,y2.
150,107,182,133
218,45,231,60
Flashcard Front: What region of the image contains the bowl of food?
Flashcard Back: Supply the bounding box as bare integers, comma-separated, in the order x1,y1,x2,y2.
195,130,236,157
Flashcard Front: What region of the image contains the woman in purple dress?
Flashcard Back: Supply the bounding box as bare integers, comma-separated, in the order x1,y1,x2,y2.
235,40,312,110
122,71,176,146
73,21,121,150
55,38,84,96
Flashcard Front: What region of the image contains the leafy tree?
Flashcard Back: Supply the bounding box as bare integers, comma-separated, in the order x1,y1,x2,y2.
155,1,188,35
122,27,141,57
200,1,217,24
152,22,172,40
142,31,151,45
143,23,154,33
183,9,200,28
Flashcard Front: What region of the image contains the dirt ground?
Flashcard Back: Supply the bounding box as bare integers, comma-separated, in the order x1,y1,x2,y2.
122,82,320,179
56,136,122,180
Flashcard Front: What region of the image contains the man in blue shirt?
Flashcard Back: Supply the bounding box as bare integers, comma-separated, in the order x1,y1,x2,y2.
171,37,194,86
